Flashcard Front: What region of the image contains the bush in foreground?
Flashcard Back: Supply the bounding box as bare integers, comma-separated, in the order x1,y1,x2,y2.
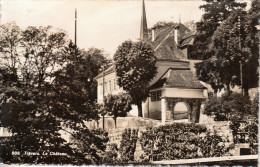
139,123,234,162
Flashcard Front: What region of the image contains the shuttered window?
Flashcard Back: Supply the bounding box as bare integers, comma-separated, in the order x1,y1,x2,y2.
151,90,161,101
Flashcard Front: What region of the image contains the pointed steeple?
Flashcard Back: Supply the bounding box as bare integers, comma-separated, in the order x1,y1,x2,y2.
140,0,148,40
75,8,77,47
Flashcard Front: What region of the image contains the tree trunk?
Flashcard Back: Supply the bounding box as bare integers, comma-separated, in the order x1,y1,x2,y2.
96,119,99,128
137,102,143,117
226,84,230,93
114,117,117,128
213,89,218,97
244,86,249,96
102,115,105,129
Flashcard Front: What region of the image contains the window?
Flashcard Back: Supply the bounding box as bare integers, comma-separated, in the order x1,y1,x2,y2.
114,79,117,90
151,90,161,101
104,82,107,93
208,92,213,99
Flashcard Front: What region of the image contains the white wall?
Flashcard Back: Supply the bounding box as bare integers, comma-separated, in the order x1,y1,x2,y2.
96,72,123,103
162,87,207,99
146,97,161,120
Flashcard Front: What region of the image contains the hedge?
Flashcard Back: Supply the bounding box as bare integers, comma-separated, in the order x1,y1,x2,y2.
119,128,138,162
139,122,234,162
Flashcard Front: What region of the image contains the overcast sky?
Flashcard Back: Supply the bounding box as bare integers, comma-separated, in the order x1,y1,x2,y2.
0,0,251,57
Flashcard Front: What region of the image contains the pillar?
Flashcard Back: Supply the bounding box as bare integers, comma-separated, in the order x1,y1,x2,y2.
161,98,167,125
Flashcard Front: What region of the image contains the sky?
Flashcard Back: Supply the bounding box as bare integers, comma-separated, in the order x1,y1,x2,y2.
0,0,251,57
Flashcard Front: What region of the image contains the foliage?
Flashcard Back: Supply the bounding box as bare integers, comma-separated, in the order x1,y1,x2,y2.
114,40,157,117
139,123,233,162
119,128,139,163
0,23,108,164
203,92,258,153
81,48,111,103
69,128,109,164
190,0,246,60
194,1,259,93
148,21,175,32
0,23,71,164
102,143,119,164
0,22,22,75
104,93,132,127
203,92,251,121
195,8,259,93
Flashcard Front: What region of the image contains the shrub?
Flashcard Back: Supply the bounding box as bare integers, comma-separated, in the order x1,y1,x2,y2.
203,92,251,121
102,143,119,164
139,123,233,162
119,129,138,162
203,92,258,153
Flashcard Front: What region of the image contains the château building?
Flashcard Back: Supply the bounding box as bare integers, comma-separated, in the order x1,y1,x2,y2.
94,0,208,124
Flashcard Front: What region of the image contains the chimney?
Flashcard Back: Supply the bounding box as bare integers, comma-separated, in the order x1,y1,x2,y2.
174,25,179,45
152,28,155,42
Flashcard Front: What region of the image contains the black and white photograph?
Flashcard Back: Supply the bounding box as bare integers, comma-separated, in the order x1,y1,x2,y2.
0,0,259,166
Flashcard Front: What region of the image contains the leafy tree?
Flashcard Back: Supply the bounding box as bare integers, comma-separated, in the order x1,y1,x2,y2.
0,23,109,164
81,48,111,103
148,21,175,32
242,0,259,92
190,0,246,59
195,4,259,94
0,22,21,76
203,92,252,121
104,93,132,127
47,42,110,164
0,24,71,164
114,40,157,117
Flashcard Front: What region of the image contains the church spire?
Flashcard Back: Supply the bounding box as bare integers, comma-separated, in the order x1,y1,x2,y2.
140,0,148,40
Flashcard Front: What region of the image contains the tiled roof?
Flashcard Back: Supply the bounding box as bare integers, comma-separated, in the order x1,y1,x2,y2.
151,68,205,89
95,24,195,80
145,23,195,61
180,31,195,47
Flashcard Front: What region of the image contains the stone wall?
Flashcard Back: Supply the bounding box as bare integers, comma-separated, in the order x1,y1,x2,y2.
85,116,162,146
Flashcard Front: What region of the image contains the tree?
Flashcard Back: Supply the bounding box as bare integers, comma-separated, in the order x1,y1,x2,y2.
0,23,109,164
195,5,259,94
104,93,132,127
190,0,247,59
242,0,259,92
47,42,110,164
0,22,21,76
114,40,157,117
0,24,71,164
81,48,111,103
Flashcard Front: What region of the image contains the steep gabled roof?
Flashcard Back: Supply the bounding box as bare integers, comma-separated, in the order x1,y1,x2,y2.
145,23,195,61
150,68,206,89
180,30,196,47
